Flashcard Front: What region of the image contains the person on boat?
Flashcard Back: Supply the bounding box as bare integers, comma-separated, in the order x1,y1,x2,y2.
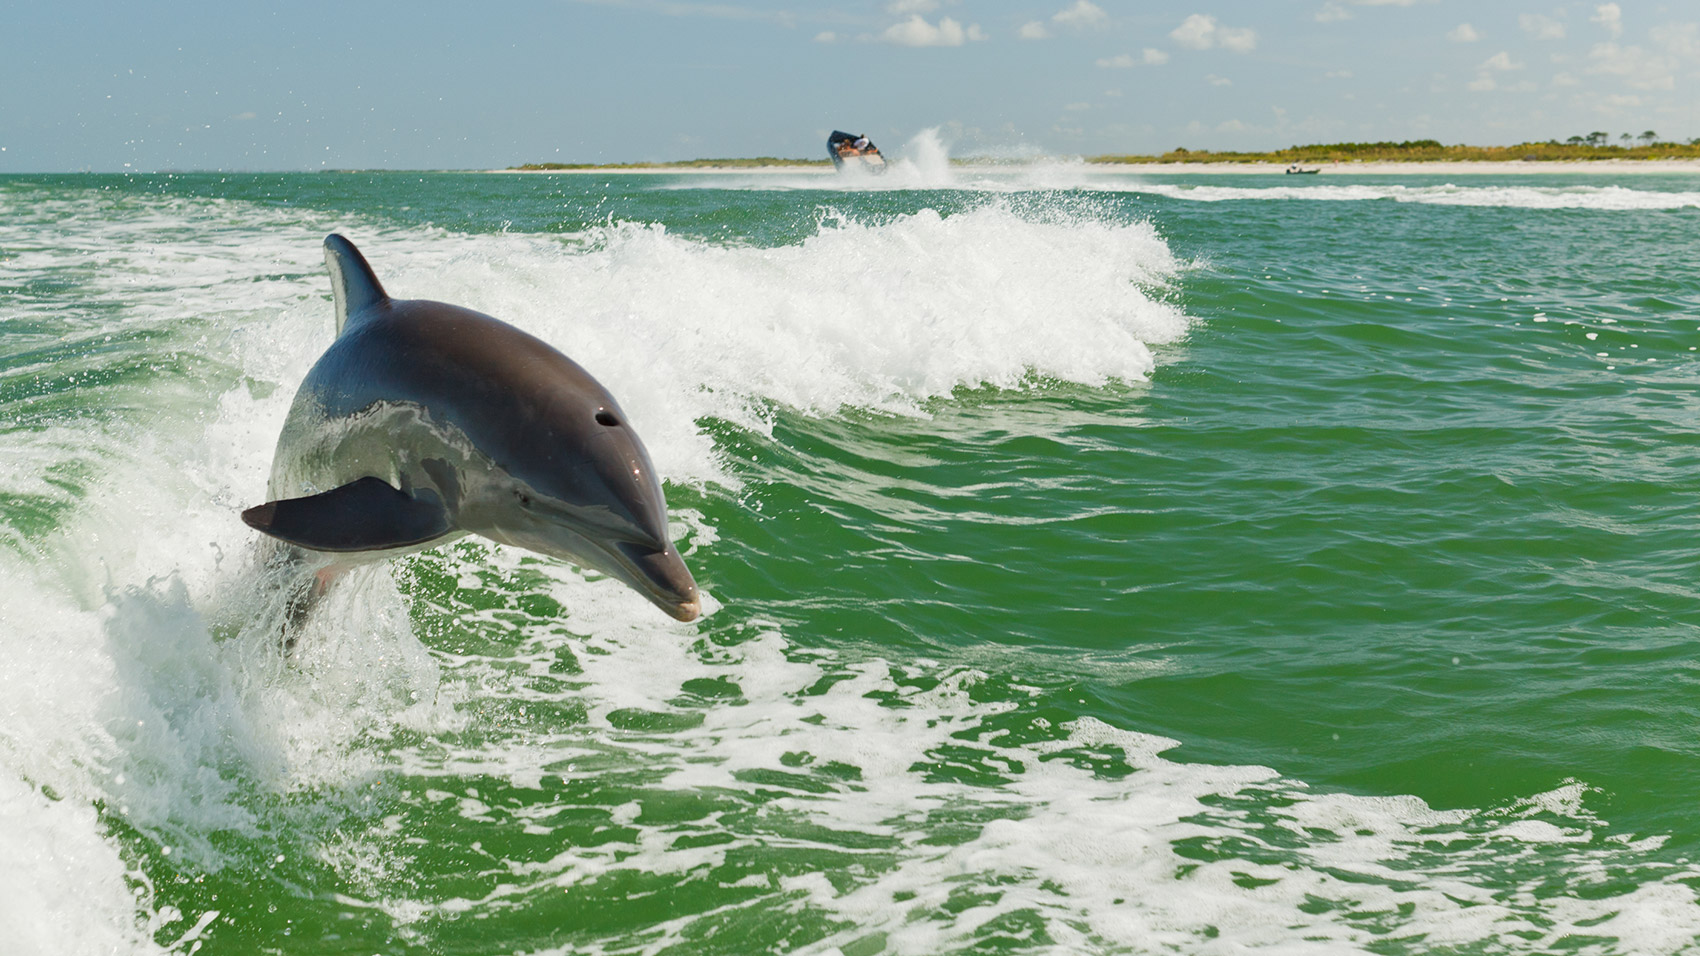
827,130,883,170
836,135,871,158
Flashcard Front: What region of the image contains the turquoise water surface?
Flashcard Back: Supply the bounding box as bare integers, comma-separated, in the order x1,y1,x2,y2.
3,161,1700,954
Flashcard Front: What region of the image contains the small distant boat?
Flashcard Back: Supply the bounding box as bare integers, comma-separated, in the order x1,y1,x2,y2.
828,131,888,174
1285,165,1321,175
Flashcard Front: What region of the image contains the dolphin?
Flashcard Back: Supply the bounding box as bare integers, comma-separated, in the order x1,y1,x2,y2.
242,234,701,622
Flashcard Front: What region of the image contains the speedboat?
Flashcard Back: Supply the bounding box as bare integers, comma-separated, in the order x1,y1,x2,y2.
1284,165,1321,175
828,131,887,174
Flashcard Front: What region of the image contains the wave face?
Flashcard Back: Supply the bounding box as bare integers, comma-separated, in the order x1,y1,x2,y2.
4,169,1700,955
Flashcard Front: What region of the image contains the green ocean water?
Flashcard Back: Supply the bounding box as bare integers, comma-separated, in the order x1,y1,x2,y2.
3,163,1700,954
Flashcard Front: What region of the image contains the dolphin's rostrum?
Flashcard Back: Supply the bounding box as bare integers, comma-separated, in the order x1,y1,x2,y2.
243,234,700,622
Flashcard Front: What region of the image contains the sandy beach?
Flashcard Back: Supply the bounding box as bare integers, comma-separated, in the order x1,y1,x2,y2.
490,158,1700,175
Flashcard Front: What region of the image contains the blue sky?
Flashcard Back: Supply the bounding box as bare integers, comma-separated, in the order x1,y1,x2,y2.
2,1,1696,171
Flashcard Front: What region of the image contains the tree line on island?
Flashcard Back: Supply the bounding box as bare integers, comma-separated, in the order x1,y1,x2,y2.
509,134,1700,170
1087,133,1700,164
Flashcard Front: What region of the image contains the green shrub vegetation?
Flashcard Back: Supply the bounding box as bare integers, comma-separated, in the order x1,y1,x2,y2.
1086,138,1700,164
512,137,1700,170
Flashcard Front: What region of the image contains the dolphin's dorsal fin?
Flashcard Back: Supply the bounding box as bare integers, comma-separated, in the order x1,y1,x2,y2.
323,234,389,335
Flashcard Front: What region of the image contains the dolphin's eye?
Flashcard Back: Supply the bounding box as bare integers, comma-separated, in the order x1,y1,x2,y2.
516,491,532,508
595,411,619,427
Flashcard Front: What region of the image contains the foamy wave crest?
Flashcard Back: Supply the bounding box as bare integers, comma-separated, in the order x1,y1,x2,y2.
366,201,1187,486
0,185,1187,949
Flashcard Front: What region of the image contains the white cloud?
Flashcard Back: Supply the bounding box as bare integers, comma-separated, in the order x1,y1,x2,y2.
886,0,939,13
1053,0,1108,28
1218,27,1257,52
1170,14,1256,52
1064,102,1091,111
1325,69,1353,78
1206,73,1232,86
1464,48,1523,91
1315,0,1437,18
1552,71,1579,87
1171,14,1216,49
1019,3,1106,40
1448,23,1480,42
814,30,836,43
1519,14,1565,40
1570,91,1643,115
1587,41,1676,89
1592,3,1622,39
882,15,985,47
1095,49,1171,68
1653,22,1700,58
571,0,797,25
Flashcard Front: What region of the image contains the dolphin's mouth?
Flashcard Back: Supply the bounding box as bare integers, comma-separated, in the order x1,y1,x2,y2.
614,540,700,622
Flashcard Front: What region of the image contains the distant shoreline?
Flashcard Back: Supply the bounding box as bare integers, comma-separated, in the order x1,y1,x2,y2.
491,165,834,175
489,158,1700,176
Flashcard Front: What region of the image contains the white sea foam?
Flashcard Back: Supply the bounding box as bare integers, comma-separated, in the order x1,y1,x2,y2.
332,200,1186,487
376,546,1700,955
3,182,1692,955
0,182,1186,951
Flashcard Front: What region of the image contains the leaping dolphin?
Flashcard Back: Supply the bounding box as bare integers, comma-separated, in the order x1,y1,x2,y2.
242,234,701,622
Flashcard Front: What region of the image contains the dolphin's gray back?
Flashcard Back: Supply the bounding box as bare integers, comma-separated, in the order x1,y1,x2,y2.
269,298,666,549
300,302,623,455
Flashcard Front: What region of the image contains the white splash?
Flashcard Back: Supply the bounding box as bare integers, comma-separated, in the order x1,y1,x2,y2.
0,182,1187,951
371,550,1700,955
6,179,1692,956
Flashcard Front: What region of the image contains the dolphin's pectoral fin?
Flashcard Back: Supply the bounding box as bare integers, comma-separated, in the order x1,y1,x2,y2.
242,477,451,552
